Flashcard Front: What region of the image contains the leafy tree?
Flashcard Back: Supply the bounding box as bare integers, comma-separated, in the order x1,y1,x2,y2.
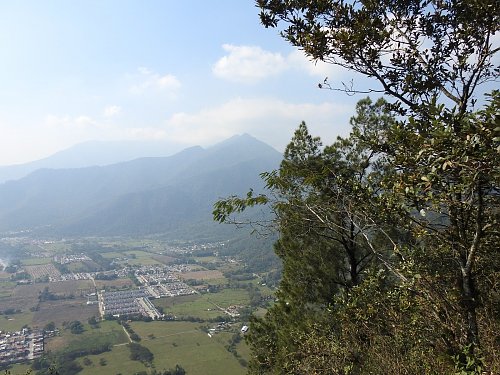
67,320,84,334
215,92,499,373
160,365,186,375
43,322,55,332
128,342,154,364
223,1,500,372
87,316,98,327
257,0,499,118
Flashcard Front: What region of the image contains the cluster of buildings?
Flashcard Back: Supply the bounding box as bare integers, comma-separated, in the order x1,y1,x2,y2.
135,266,196,298
54,253,91,264
99,288,162,319
98,266,197,319
0,329,43,366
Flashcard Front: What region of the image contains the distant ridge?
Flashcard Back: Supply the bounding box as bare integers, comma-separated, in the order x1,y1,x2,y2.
0,139,186,184
0,134,282,236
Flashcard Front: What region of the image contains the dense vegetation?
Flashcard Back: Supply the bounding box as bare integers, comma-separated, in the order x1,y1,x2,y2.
215,0,499,373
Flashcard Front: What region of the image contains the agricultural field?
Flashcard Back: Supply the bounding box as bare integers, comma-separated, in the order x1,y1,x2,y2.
75,344,146,375
128,321,247,375
21,257,53,266
154,288,252,320
94,278,135,291
46,320,128,352
0,281,15,298
24,263,60,279
32,298,99,328
0,236,275,375
179,269,224,280
0,310,34,332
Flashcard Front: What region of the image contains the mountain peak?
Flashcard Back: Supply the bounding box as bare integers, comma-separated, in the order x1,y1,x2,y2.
210,133,278,152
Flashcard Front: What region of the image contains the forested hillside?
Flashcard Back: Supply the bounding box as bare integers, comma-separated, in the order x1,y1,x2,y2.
0,134,281,237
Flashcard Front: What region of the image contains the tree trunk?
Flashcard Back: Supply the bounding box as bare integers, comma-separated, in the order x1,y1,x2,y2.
461,269,480,349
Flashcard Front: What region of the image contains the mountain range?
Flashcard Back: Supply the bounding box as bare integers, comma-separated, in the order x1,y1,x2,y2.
0,140,186,184
0,134,282,237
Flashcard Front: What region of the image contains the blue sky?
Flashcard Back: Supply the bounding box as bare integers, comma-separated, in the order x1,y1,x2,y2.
0,0,365,165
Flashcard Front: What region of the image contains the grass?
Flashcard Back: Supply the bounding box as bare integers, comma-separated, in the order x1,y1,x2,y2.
152,288,251,320
76,344,147,375
124,250,153,258
48,279,94,294
32,298,99,328
94,278,135,291
205,277,229,285
235,337,252,360
204,288,250,308
180,270,224,281
159,296,224,320
67,262,93,272
20,257,53,266
194,256,218,262
100,251,123,259
41,242,71,254
46,320,128,353
129,321,247,375
0,311,34,332
0,281,15,298
125,257,162,266
2,362,32,375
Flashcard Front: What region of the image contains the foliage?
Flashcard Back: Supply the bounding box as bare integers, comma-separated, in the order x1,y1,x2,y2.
214,93,499,373
213,1,500,373
128,342,154,364
154,365,186,375
43,322,55,332
257,0,499,118
65,320,84,335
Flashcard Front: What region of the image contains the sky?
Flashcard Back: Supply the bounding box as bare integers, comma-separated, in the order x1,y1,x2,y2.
0,0,367,166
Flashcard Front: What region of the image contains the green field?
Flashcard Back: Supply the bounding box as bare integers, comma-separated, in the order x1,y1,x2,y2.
0,281,15,298
21,257,53,266
76,344,146,375
46,320,128,353
125,257,162,266
130,321,247,375
153,288,251,320
0,310,35,332
194,256,218,263
2,362,32,375
100,251,123,259
204,288,251,307
40,242,72,253
0,236,274,375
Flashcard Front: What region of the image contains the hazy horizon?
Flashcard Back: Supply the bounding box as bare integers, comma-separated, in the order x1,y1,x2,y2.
0,1,369,166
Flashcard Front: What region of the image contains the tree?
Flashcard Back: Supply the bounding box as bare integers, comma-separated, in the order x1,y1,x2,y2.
128,342,154,364
257,0,499,118
43,321,55,332
88,316,98,326
67,320,84,334
249,1,499,371
215,94,499,373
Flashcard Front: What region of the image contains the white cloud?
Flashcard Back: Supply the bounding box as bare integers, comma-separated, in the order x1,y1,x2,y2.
42,112,177,144
104,105,122,117
164,97,353,150
44,114,103,132
157,75,180,89
0,95,355,166
213,44,287,83
124,127,168,140
213,44,344,84
129,67,181,94
287,50,344,78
